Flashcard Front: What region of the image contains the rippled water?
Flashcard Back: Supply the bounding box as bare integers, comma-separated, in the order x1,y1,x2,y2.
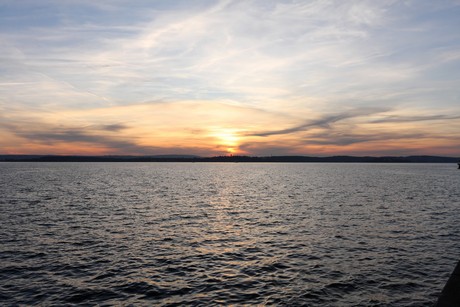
1,162,459,306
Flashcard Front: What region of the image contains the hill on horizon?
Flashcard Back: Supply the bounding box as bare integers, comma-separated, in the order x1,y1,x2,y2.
0,154,458,163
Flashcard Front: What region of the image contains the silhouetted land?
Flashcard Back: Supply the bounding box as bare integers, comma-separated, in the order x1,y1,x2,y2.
436,260,460,306
0,155,458,163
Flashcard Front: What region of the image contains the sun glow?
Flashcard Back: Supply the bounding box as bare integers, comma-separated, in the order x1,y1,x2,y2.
210,129,241,154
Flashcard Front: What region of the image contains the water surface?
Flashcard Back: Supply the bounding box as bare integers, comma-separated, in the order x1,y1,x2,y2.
1,162,459,306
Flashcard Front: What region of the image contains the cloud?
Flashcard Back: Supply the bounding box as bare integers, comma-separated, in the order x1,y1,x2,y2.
2,1,458,112
98,123,130,132
0,0,410,107
247,107,390,137
303,132,434,146
4,121,214,156
6,119,148,154
371,114,460,123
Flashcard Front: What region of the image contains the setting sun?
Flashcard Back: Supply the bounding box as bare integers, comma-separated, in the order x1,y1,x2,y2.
210,129,241,154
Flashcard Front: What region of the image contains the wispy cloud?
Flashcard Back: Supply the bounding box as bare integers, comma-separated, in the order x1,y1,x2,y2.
303,132,438,146
248,107,390,137
97,123,130,132
371,114,460,123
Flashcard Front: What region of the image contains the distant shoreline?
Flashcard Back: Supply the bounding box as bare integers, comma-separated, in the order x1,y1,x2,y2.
0,155,458,163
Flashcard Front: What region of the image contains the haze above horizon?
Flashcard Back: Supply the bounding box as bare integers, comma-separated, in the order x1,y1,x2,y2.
1,0,460,156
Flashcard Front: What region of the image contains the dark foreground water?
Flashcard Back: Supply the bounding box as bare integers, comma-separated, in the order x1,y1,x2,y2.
1,162,459,306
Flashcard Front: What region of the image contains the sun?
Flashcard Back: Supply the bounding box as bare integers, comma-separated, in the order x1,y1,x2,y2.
210,129,241,154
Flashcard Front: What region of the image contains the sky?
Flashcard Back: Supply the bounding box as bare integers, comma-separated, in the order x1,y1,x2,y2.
1,0,460,157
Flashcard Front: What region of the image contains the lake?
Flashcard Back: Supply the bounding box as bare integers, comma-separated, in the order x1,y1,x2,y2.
1,162,459,306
